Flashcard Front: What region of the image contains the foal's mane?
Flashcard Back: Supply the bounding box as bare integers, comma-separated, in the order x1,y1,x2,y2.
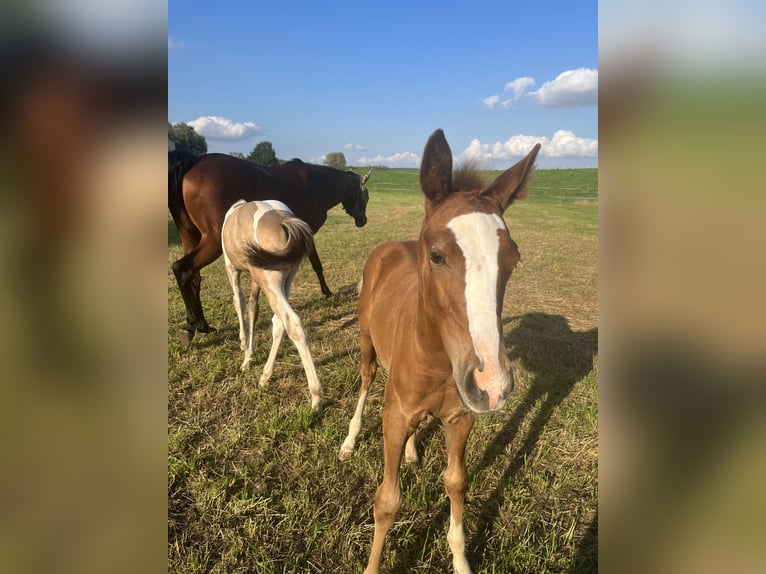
452,159,489,193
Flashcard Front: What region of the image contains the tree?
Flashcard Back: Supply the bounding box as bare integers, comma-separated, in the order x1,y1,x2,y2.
324,152,347,170
168,122,207,155
247,141,279,166
229,152,245,159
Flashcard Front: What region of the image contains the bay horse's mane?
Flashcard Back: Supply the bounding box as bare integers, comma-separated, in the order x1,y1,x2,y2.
286,159,362,187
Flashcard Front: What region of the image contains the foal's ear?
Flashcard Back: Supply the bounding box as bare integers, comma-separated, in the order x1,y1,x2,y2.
420,129,453,207
482,143,541,211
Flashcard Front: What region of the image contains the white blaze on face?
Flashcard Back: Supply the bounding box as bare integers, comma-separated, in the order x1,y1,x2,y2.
447,212,507,408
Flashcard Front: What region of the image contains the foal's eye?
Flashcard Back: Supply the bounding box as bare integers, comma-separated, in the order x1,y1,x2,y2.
429,248,446,266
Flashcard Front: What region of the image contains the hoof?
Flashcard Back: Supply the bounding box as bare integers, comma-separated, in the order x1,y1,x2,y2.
405,440,419,463
338,446,353,460
196,323,216,334
177,329,194,346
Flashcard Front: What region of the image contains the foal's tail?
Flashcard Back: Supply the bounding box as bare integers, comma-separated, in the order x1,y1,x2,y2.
244,217,316,270
168,150,202,228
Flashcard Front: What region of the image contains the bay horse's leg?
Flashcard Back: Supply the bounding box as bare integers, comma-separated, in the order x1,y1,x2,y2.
442,412,476,574
262,270,323,412
241,279,261,371
339,331,378,459
173,223,203,346
171,236,222,344
307,248,332,297
171,255,205,345
364,405,415,574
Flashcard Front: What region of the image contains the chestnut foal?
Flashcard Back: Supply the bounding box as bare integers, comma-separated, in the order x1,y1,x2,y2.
222,199,322,412
339,130,540,573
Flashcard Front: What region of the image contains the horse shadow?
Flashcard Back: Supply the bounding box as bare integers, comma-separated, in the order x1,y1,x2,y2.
392,312,598,572
467,312,597,565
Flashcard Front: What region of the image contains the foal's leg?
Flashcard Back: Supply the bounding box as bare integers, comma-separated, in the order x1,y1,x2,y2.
443,412,475,574
223,259,247,350
262,270,323,411
259,313,285,387
339,331,377,459
404,432,419,463
364,405,416,574
240,280,261,371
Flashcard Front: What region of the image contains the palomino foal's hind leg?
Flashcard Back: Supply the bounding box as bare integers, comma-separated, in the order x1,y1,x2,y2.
339,333,378,459
443,412,475,574
223,261,247,350
259,313,285,387
262,271,323,411
240,281,260,371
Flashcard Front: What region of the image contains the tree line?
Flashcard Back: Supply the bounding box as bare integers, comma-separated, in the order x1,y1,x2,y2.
168,122,348,169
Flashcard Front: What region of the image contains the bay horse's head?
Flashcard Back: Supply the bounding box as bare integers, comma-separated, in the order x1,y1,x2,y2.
417,129,540,413
341,168,372,228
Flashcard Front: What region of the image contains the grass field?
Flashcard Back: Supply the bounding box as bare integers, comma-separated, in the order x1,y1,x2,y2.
168,166,598,573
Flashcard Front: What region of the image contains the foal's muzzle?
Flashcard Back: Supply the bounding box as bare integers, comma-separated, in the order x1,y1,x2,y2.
459,364,514,413
354,214,367,227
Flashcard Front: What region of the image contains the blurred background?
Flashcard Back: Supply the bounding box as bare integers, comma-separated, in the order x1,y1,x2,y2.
1,0,764,572
0,1,166,572
599,0,766,572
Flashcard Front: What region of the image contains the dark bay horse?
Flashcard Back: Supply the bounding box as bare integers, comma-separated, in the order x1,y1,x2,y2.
222,199,322,411
339,129,540,574
168,151,371,345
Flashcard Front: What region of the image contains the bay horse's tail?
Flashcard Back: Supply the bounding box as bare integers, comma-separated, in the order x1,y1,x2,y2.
244,217,316,270
168,150,202,228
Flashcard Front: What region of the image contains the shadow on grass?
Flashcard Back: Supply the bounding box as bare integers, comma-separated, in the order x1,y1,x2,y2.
467,312,597,567
569,511,597,573
390,312,597,573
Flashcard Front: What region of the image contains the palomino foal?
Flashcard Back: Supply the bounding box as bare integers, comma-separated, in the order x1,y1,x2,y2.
339,130,540,573
222,199,322,411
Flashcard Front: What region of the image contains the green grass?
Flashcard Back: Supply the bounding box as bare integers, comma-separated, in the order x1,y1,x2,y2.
168,168,597,573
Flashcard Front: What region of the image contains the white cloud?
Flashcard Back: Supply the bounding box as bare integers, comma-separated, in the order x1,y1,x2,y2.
187,116,260,140
483,95,512,109
356,151,420,168
344,143,366,151
504,76,536,100
544,129,599,157
168,37,184,50
456,130,598,162
528,68,598,107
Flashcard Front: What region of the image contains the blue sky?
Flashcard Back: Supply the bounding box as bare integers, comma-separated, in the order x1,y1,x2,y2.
169,0,597,168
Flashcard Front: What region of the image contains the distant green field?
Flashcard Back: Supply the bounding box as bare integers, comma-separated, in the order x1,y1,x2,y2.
348,167,597,201
168,167,598,573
